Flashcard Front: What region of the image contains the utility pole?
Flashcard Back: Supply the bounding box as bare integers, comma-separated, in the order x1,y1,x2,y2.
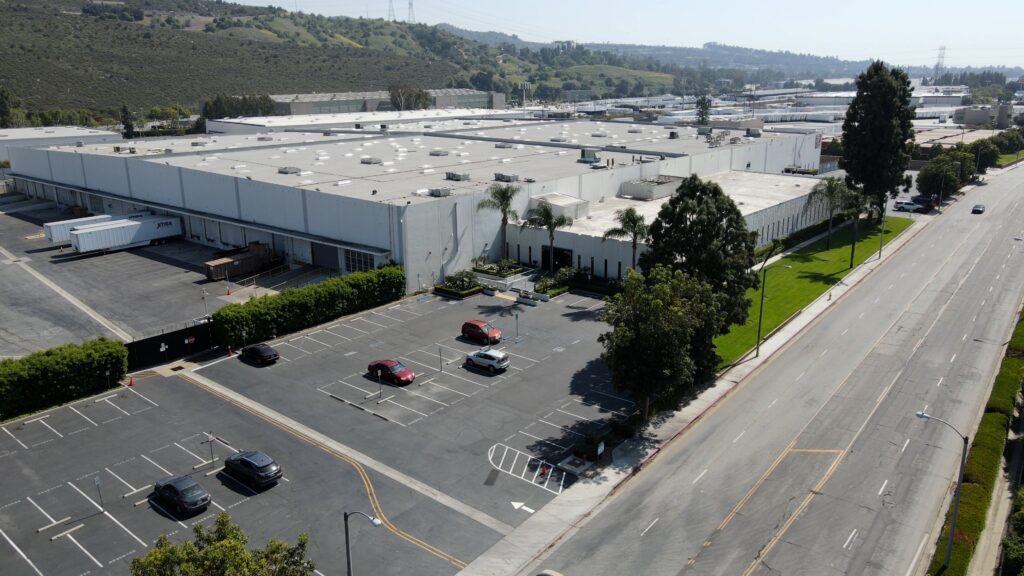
407,0,415,23
387,0,395,21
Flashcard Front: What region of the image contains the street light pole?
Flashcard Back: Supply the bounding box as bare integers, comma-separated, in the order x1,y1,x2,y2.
344,511,382,576
755,260,792,358
916,411,969,569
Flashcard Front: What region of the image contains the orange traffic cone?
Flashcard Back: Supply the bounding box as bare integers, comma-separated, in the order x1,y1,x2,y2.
228,347,234,357
128,376,134,386
226,284,232,296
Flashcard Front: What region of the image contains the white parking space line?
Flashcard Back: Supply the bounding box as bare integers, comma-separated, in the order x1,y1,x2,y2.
325,328,353,341
586,301,605,311
517,430,569,451
587,388,635,405
570,398,630,417
0,527,43,576
304,334,333,348
104,467,136,492
210,500,226,512
147,498,188,529
386,398,430,418
62,530,104,568
878,479,889,496
140,454,174,476
539,420,586,437
640,518,659,536
426,380,470,397
398,355,441,372
494,347,541,363
69,405,99,427
338,379,374,396
409,391,449,407
555,408,592,421
372,310,402,322
126,387,159,407
66,482,148,548
844,528,858,550
97,396,130,416
35,418,64,439
901,438,911,453
2,426,28,449
692,469,708,484
174,442,209,464
352,316,387,328
26,496,56,523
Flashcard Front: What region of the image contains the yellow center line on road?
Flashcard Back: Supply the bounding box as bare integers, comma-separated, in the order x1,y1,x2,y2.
178,373,467,569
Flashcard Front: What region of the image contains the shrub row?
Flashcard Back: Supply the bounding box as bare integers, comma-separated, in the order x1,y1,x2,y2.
212,266,405,348
929,310,1024,575
433,285,483,299
0,338,128,421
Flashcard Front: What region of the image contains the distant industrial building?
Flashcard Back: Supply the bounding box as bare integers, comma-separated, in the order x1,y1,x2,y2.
796,91,967,107
206,108,529,135
270,89,505,115
0,126,121,163
9,115,821,293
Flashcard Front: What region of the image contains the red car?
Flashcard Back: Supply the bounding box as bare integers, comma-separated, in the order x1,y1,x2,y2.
462,320,502,344
367,359,416,385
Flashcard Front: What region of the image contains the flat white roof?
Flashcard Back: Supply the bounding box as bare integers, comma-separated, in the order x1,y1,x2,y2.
0,126,120,140
208,108,524,129
570,171,819,237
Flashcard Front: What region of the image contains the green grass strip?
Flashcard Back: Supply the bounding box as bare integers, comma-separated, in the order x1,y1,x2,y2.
715,216,914,366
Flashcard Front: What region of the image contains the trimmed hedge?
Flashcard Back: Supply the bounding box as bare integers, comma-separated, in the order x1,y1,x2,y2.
212,266,405,348
986,357,1024,418
928,483,993,575
962,412,1010,492
0,338,128,421
1009,317,1024,356
537,285,570,298
433,285,483,299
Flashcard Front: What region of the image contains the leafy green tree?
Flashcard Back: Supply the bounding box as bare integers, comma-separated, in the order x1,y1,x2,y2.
0,85,23,128
840,61,916,213
640,174,757,329
120,103,136,139
130,513,315,576
521,201,573,273
599,266,718,422
968,139,1000,174
916,154,963,198
388,84,431,111
601,207,649,270
476,184,520,260
804,176,849,250
695,94,712,125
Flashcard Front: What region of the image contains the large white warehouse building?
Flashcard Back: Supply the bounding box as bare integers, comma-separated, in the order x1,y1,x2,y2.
8,118,821,292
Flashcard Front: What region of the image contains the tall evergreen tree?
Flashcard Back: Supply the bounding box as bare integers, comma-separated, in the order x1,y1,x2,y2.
120,103,135,139
840,61,916,213
0,86,22,128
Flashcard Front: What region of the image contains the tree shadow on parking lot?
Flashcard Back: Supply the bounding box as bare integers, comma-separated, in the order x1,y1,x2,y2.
473,301,525,318
561,308,603,323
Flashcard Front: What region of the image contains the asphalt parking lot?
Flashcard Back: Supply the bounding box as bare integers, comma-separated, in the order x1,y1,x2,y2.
0,206,231,350
198,290,637,531
0,375,497,576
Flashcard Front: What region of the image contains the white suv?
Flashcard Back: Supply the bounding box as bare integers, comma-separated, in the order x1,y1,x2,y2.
465,349,511,373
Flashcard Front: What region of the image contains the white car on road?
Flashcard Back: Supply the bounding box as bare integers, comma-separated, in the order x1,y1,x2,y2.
465,349,511,373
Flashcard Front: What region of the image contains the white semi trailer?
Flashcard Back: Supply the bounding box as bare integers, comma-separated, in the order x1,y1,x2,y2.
69,215,182,253
44,212,149,243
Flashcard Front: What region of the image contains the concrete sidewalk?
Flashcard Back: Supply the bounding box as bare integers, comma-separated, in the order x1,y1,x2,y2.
458,216,930,576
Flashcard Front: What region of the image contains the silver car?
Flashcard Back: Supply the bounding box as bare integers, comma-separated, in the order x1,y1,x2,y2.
465,349,511,373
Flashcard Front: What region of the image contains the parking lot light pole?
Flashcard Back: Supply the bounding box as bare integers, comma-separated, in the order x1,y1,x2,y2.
201,287,209,317
344,510,382,576
916,410,969,569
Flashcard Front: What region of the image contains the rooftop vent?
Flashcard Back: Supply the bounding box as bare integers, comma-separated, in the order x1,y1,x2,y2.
668,131,680,139
494,142,514,149
429,187,452,197
591,132,608,138
628,128,643,134
360,157,383,165
164,148,174,154
278,166,301,175
429,150,450,156
191,141,208,147
494,173,519,182
697,126,712,136
446,172,470,181
257,136,273,141
113,145,122,152
549,137,567,143
75,141,84,147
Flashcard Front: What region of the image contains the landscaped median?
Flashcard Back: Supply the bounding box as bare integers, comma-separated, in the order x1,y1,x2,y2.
927,315,1024,575
715,215,914,366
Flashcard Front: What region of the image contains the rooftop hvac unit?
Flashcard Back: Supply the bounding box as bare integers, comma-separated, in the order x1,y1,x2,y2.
257,136,273,141
360,157,383,165
668,131,680,139
494,173,519,182
445,172,470,181
428,187,452,197
549,137,567,143
591,132,608,138
747,127,762,137
113,146,122,152
628,128,643,134
278,166,301,174
354,123,362,129
494,142,514,149
577,148,600,164
75,141,84,147
191,141,208,146
164,148,173,154
129,148,137,154
429,150,450,156
697,126,712,135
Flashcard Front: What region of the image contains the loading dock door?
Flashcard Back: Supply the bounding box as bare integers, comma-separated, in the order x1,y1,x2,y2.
311,242,339,269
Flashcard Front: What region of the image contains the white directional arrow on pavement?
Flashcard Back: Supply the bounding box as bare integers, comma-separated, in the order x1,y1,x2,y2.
511,501,535,514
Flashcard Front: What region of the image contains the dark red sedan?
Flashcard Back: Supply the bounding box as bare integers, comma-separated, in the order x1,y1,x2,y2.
367,359,416,385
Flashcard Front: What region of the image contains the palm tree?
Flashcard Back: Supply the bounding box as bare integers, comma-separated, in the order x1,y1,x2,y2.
476,184,520,261
521,201,573,273
601,207,649,270
804,176,849,250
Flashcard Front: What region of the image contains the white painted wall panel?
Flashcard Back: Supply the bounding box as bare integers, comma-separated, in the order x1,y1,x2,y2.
82,155,130,196
8,147,51,180
238,180,305,232
305,194,389,249
48,151,86,188
181,170,239,219
127,161,184,207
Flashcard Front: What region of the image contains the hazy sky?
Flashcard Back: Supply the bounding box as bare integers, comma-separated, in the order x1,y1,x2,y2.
234,0,1022,68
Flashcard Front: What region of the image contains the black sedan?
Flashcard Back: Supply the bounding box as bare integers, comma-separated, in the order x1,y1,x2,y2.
224,450,283,488
972,204,986,214
153,475,211,516
241,343,280,364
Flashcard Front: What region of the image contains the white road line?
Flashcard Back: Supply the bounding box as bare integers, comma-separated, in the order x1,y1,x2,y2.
767,398,778,409
962,333,968,342
555,408,592,421
843,528,858,550
878,479,888,496
344,351,357,356
904,532,931,576
973,315,978,323
571,339,580,345
795,371,805,382
66,482,148,548
2,426,28,449
937,377,944,387
840,328,848,336
888,284,893,290
874,297,880,303
147,498,188,529
640,518,660,536
69,406,98,426
498,445,510,470
692,469,708,484
104,467,135,492
901,438,911,453
127,387,159,407
0,527,44,576
990,285,994,292
733,430,745,443
140,454,173,475
858,312,865,319
950,354,957,363
174,442,208,464
818,348,828,359
981,299,986,307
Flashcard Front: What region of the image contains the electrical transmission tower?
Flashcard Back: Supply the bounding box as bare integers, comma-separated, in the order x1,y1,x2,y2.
933,46,946,81
408,0,416,23
387,0,395,21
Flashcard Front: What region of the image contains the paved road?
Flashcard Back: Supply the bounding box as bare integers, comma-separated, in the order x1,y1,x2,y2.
534,169,1024,576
